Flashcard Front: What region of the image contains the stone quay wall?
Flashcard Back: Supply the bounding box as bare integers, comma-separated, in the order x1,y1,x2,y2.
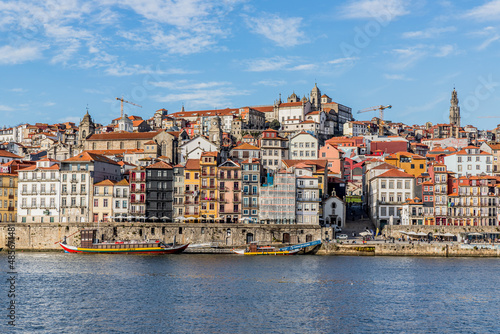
382,225,500,239
0,222,330,251
320,243,500,257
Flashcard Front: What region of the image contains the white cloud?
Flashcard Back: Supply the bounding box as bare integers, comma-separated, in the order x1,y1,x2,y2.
244,56,294,72
288,64,316,71
246,13,305,47
43,101,56,107
152,83,250,109
328,57,359,65
390,44,428,70
0,105,15,111
152,80,230,90
435,44,456,57
340,0,410,21
384,74,412,81
470,27,500,50
402,26,456,39
390,44,457,70
253,79,287,87
8,88,27,93
465,0,500,21
0,44,44,64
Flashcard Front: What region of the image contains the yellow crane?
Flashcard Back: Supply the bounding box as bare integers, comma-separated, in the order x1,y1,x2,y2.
116,97,142,119
357,105,392,135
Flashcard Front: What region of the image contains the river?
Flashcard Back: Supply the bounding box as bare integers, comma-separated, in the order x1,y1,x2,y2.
1,253,499,333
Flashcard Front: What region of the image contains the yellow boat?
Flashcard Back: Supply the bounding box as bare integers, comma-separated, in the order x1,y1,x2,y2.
232,245,299,255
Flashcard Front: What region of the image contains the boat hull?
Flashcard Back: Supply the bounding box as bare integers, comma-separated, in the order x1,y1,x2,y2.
59,242,189,254
232,249,299,255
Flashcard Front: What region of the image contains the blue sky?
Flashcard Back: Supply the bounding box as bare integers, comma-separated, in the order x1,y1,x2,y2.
1,0,500,130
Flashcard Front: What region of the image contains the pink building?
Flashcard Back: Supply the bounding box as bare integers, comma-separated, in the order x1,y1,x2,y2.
218,159,241,223
319,143,343,176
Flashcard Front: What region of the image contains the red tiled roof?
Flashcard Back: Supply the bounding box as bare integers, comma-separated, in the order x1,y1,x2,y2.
146,161,173,169
376,169,414,178
87,131,161,141
185,159,200,170
0,149,22,159
94,179,116,186
63,152,119,165
232,143,259,150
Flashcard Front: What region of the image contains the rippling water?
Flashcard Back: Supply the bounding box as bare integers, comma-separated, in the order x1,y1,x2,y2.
1,253,499,333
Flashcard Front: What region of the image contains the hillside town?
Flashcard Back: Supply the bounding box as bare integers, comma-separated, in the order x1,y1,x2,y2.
1,84,499,232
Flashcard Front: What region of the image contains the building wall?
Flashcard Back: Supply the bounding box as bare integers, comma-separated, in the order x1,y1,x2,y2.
0,174,17,222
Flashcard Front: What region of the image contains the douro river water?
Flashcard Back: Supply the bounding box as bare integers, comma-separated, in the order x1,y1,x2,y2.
1,253,499,333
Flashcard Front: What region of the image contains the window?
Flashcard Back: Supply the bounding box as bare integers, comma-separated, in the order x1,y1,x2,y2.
94,199,98,207
185,172,190,180
103,199,108,207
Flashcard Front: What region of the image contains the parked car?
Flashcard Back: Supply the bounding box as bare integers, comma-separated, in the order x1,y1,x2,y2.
337,234,348,240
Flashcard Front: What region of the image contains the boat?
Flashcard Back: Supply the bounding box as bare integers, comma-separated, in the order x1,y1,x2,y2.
233,239,322,255
232,244,300,255
59,229,189,254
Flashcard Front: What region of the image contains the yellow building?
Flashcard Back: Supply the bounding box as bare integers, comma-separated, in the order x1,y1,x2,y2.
199,152,219,222
384,152,427,177
183,159,201,222
92,179,115,222
0,173,18,222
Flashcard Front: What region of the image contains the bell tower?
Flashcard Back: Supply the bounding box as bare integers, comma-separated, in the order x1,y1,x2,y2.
208,115,222,148
78,108,95,145
310,83,321,110
449,88,461,127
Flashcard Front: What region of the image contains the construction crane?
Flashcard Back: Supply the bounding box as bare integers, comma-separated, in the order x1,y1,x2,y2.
357,105,392,135
116,97,142,119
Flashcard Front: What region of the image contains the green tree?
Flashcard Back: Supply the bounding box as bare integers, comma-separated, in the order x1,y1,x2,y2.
269,119,281,130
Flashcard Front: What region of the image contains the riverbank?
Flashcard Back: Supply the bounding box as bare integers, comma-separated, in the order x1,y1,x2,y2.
318,241,500,257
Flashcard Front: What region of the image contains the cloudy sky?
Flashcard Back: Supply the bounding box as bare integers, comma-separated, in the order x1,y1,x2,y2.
1,0,500,129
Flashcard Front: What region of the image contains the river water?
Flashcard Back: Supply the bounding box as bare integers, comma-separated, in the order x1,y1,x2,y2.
1,253,499,333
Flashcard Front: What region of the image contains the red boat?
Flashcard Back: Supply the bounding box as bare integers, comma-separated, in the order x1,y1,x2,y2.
59,229,188,254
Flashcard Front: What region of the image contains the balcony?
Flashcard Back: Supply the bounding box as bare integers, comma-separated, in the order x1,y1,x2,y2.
219,198,226,203
70,179,78,183
243,203,258,209
219,187,228,192
233,198,241,203
8,207,15,211
297,197,321,202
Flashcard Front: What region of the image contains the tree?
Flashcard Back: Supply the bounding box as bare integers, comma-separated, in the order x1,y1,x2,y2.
269,119,281,130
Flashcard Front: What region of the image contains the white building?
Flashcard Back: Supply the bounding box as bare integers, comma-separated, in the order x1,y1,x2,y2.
277,101,312,124
322,196,346,227
443,146,493,177
369,169,415,227
60,152,121,222
289,132,318,160
295,167,321,225
178,136,219,164
17,158,61,223
343,121,368,137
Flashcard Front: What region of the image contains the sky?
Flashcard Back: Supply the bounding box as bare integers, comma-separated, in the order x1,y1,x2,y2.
1,0,500,130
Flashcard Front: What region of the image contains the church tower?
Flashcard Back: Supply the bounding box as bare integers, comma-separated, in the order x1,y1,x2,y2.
310,83,321,110
208,115,222,148
78,109,95,145
449,88,461,127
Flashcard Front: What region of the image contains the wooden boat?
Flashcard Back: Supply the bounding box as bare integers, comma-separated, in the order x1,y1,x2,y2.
232,244,300,255
59,229,188,254
233,239,322,255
